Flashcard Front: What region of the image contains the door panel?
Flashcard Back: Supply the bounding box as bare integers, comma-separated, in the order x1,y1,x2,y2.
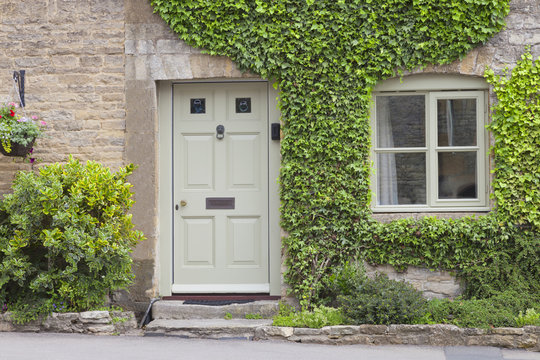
228,134,260,189
183,217,214,267
227,216,261,266
183,135,214,190
172,82,269,292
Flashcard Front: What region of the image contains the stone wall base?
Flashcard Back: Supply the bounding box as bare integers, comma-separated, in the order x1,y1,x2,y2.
365,263,462,299
254,325,539,351
0,311,139,335
255,324,539,351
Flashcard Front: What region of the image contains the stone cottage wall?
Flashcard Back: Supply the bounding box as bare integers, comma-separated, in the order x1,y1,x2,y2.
0,0,537,308
0,0,126,193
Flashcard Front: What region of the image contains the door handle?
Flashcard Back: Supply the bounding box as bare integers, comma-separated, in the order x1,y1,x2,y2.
175,200,187,211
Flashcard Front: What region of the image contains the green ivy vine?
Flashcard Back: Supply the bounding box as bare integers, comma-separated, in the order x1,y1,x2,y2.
150,0,539,306
485,52,540,228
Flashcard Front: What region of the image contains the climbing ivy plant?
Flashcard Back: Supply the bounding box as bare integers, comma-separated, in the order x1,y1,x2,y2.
485,52,540,228
149,0,538,307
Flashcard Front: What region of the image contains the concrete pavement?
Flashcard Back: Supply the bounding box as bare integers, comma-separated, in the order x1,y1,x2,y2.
0,333,538,360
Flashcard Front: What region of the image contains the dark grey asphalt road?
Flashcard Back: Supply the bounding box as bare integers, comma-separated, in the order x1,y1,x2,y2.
0,333,538,360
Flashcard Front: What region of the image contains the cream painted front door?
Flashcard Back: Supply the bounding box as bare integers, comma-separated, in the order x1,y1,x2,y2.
171,82,269,293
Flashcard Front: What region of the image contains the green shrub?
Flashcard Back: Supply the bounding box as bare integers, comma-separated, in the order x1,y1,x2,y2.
0,156,144,323
338,273,427,325
321,261,367,306
273,305,345,329
426,298,513,328
424,290,540,329
323,261,427,325
515,309,540,327
276,300,296,317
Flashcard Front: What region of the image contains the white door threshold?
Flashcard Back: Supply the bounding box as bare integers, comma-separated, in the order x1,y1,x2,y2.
171,283,270,294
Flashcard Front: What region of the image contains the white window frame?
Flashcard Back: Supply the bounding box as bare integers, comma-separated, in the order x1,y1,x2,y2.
371,75,490,212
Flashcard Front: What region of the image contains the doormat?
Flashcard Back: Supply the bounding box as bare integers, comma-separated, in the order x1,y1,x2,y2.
182,300,254,306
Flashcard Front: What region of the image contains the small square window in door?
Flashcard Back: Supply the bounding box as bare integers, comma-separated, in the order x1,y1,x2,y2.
235,98,251,113
190,98,206,114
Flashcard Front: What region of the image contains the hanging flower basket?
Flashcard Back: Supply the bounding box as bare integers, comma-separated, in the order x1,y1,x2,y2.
0,138,34,157
0,102,45,159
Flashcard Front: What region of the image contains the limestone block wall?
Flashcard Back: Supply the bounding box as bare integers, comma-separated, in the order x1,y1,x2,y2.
0,0,126,193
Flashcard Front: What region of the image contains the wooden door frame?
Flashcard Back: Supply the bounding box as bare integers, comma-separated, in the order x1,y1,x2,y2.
156,79,282,296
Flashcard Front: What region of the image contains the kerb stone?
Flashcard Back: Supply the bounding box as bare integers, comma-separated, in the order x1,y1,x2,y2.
79,311,111,324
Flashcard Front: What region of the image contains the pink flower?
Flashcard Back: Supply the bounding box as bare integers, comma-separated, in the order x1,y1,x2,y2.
31,115,38,120
40,120,47,126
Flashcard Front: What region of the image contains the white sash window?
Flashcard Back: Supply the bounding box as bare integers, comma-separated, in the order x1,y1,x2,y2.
372,76,489,212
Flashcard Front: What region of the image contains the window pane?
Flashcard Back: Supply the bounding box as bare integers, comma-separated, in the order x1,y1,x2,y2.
377,153,426,205
376,95,425,148
438,152,477,199
437,99,477,146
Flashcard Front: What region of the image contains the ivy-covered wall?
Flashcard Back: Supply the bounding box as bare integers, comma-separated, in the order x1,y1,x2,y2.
150,0,539,307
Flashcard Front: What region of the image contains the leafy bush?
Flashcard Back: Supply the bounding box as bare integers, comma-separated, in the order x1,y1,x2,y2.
337,273,427,325
273,305,345,329
0,156,144,323
425,298,512,329
322,261,428,325
515,309,540,327
321,261,367,306
423,290,540,329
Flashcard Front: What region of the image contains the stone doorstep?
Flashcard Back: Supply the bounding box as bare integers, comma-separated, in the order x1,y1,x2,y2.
144,319,273,340
143,321,540,351
151,300,280,320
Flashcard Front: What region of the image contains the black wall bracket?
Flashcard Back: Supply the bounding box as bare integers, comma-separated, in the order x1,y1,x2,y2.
13,70,25,108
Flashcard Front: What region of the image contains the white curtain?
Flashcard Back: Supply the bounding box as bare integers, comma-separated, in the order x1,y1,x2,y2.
377,97,398,205
446,100,454,146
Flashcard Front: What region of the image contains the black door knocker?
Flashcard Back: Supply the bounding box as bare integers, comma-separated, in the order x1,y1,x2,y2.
216,124,225,139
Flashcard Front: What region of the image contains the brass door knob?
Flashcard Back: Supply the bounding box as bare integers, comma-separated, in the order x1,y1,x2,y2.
180,200,187,207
